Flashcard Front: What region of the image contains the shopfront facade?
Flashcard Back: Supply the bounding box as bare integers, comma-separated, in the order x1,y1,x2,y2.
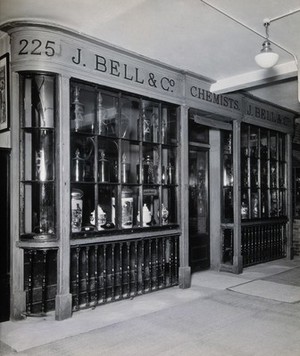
0,22,295,321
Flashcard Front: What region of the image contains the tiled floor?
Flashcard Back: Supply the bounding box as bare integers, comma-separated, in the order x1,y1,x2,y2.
1,257,300,355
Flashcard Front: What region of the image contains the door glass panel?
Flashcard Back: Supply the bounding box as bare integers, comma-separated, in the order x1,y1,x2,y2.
189,149,208,235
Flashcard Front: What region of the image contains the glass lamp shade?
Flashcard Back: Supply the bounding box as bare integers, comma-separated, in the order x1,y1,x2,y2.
255,40,279,68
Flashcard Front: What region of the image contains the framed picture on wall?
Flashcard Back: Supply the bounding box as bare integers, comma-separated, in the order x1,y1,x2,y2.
0,53,9,132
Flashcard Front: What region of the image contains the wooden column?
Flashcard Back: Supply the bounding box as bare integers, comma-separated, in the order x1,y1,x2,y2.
10,72,27,319
55,74,72,320
178,105,191,288
232,120,243,273
209,129,221,270
286,133,293,259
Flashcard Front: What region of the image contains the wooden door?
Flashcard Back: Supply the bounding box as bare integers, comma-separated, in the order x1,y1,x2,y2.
0,149,10,321
189,147,210,272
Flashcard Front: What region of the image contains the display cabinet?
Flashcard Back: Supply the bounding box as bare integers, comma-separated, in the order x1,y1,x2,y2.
241,124,287,220
70,80,179,237
20,73,57,240
221,124,287,268
240,123,287,267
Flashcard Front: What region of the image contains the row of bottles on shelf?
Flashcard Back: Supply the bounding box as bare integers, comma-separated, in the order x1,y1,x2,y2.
225,189,284,221
71,84,174,144
241,131,285,161
71,188,169,233
72,149,175,184
241,164,285,189
241,191,284,220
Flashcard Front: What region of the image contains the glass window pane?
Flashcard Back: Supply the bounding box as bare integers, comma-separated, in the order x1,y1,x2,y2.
71,84,96,133
140,100,160,143
120,97,140,140
24,183,55,235
121,141,139,184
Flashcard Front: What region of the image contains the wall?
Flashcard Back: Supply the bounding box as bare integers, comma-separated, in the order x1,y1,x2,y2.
0,31,10,148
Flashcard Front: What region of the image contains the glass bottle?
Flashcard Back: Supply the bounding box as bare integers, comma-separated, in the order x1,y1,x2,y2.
90,204,106,231
161,107,168,144
121,153,130,183
72,85,84,131
121,188,133,228
98,150,110,182
143,155,154,184
71,189,83,232
72,148,85,181
167,162,175,184
161,204,169,225
137,203,152,227
140,103,151,141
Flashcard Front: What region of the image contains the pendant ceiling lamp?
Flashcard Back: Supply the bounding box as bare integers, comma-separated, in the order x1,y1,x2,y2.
255,21,279,68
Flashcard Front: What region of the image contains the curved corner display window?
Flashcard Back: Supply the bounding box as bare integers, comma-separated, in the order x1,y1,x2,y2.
70,80,178,237
20,73,56,240
241,124,287,220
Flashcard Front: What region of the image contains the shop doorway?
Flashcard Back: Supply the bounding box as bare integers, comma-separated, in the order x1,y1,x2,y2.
0,149,10,321
188,146,210,272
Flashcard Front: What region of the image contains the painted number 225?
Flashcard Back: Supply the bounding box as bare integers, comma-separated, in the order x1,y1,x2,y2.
18,39,56,57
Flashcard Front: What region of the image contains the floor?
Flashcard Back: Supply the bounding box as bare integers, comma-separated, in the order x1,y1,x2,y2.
1,257,300,355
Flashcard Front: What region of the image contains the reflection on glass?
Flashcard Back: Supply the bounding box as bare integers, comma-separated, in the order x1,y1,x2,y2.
270,190,277,216
120,97,139,140
223,155,233,186
32,130,54,181
251,192,259,218
28,183,55,235
101,94,118,137
161,107,168,144
96,91,105,134
223,132,232,154
260,130,268,159
224,188,233,221
31,75,55,128
241,193,249,219
270,133,277,160
250,130,258,157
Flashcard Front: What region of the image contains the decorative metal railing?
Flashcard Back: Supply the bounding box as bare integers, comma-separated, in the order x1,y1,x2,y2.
221,226,234,266
24,249,57,315
24,235,179,315
70,235,179,311
241,219,287,267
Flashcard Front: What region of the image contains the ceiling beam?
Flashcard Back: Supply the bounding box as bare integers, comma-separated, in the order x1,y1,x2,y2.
210,60,298,94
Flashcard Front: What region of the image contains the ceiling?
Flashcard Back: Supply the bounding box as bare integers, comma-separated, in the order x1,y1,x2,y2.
1,0,300,114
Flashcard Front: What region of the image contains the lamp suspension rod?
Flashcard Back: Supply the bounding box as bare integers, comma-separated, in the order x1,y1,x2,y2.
200,0,298,65
269,8,300,23
200,0,264,39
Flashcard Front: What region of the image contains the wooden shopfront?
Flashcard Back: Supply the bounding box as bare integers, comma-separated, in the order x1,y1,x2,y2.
0,22,295,321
